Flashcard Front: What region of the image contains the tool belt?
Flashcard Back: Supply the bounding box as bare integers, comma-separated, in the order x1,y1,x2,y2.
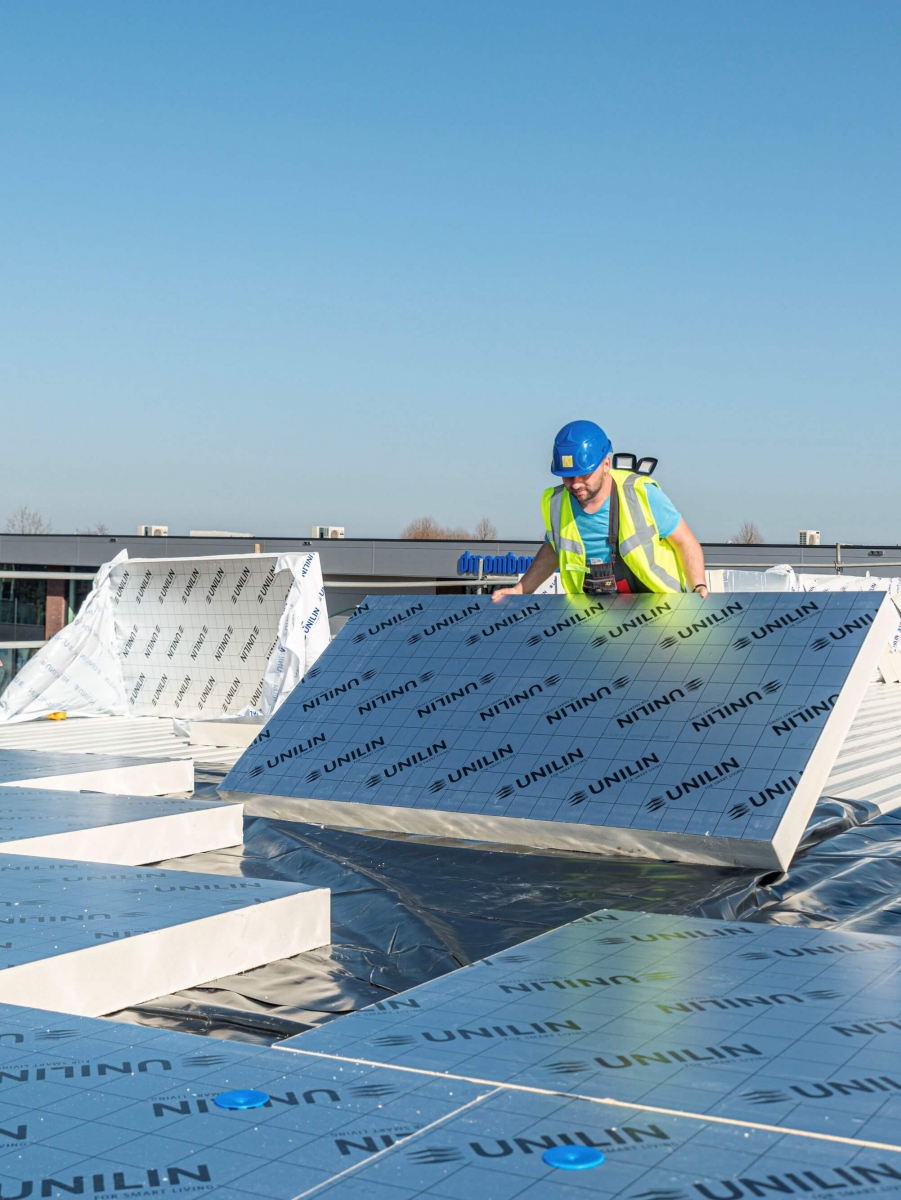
583,561,620,595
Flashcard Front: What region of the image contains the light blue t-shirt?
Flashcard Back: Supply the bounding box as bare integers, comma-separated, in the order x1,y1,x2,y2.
547,486,682,563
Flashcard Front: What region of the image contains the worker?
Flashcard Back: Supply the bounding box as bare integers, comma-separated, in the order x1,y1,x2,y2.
492,420,708,601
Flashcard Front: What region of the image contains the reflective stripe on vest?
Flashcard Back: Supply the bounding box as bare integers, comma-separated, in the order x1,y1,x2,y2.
548,486,583,555
618,475,683,591
542,473,685,595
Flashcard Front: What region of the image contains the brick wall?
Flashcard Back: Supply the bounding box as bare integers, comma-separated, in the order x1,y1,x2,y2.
45,579,67,639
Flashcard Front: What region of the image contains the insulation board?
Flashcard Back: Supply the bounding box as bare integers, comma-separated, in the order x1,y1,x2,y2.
282,908,901,1147
110,554,293,719
0,856,329,1016
0,1002,899,1199
223,592,899,868
0,787,243,864
0,749,193,796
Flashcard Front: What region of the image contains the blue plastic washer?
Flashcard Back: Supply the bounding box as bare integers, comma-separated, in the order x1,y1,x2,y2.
214,1089,270,1110
542,1145,605,1170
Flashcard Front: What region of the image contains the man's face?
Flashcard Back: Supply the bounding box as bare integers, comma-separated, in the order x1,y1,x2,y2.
563,457,611,505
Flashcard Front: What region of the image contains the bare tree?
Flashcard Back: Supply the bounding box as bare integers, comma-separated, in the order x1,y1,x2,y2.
76,522,110,535
731,520,764,545
400,517,474,540
4,505,52,535
401,517,444,539
473,517,498,540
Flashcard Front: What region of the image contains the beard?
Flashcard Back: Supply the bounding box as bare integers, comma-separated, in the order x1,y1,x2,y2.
569,472,606,505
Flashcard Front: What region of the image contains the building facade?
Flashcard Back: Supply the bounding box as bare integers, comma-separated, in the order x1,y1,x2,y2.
3,530,896,695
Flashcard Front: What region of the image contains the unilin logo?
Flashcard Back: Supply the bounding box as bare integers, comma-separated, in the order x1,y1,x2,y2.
416,673,494,718
526,603,604,644
465,603,540,644
644,758,741,814
429,744,516,793
353,603,424,643
658,601,744,648
305,736,386,782
479,675,561,721
544,677,629,725
810,611,875,651
498,748,586,799
407,603,483,642
728,773,798,820
732,601,820,647
690,681,781,731
358,672,435,715
771,693,839,736
616,678,702,728
569,752,660,805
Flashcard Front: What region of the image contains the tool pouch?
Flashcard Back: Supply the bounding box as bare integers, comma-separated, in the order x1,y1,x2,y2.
583,560,619,596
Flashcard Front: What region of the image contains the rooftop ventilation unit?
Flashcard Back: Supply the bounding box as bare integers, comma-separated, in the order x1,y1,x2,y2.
137,525,168,537
799,530,821,546
312,526,345,539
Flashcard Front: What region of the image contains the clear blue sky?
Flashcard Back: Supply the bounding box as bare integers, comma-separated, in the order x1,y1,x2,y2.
1,2,899,544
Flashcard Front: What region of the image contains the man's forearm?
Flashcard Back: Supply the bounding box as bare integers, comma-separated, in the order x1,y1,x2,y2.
510,542,558,594
668,520,706,592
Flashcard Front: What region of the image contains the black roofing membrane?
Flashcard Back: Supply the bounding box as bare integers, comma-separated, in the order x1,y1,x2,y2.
110,789,901,1045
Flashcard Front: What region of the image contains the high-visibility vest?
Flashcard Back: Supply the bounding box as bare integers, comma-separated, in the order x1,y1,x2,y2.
541,470,686,595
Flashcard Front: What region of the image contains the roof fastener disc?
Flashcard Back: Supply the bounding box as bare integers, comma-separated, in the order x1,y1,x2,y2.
214,1089,270,1110
542,1145,605,1170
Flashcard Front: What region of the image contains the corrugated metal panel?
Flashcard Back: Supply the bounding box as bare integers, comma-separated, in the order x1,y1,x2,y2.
822,680,901,810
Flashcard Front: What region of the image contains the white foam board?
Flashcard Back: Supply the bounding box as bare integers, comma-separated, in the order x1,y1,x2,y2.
187,718,263,748
0,855,329,1016
0,788,242,864
0,749,193,796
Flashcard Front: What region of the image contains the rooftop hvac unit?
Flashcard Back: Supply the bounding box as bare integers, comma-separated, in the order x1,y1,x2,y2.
137,525,168,537
312,526,345,539
799,530,821,546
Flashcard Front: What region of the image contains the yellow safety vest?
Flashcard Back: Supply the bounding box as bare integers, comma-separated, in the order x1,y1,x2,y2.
541,470,686,595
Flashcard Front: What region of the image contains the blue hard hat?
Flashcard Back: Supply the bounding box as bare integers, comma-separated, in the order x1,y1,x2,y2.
551,421,612,477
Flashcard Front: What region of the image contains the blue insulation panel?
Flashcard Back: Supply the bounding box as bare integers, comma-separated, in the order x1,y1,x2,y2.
283,908,901,1148
1,1000,899,1198
223,592,896,866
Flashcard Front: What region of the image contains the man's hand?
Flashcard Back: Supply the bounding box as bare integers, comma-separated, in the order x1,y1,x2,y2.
490,542,557,601
491,583,523,603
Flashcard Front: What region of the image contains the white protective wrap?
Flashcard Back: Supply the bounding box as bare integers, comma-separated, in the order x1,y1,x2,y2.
0,551,130,723
0,552,329,724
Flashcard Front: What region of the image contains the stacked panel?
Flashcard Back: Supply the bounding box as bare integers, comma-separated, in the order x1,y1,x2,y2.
0,748,193,796
0,787,242,864
0,856,329,1015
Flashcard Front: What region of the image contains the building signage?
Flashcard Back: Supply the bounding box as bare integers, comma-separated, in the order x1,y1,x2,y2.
457,551,535,577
